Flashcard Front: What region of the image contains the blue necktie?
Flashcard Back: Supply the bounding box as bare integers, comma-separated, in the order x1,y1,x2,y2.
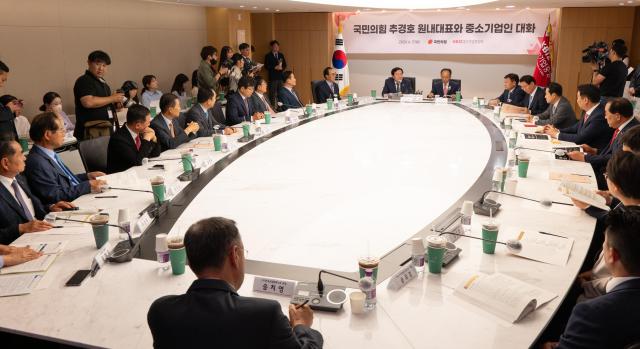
54,153,80,186
11,180,34,220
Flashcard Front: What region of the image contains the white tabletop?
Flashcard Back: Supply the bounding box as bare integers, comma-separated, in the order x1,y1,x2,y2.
0,99,597,349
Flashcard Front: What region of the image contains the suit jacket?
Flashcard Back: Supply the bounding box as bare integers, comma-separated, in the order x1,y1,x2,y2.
197,60,217,91
535,96,577,129
0,175,48,244
147,279,323,349
225,92,255,126
586,120,639,188
382,77,413,95
557,278,640,349
0,105,18,141
558,103,615,151
430,79,461,97
497,86,527,107
249,92,274,114
106,125,161,174
241,55,255,75
185,104,227,138
277,87,304,111
150,114,195,152
24,145,91,204
523,86,549,115
314,80,341,103
264,51,287,82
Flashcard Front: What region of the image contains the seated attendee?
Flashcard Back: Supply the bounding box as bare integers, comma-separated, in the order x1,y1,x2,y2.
151,94,199,151
40,92,74,134
226,77,264,126
544,84,614,151
0,139,75,244
0,60,18,140
277,71,304,111
428,68,461,98
185,88,233,137
544,206,640,349
0,244,43,269
489,73,526,107
250,77,275,114
314,67,341,103
147,217,324,349
106,105,161,174
25,112,106,204
171,73,190,101
121,80,140,108
382,67,413,95
0,95,30,138
567,98,638,188
141,75,162,108
502,75,548,115
533,82,577,129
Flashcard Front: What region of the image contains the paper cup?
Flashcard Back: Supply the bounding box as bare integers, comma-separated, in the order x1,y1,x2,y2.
350,291,366,314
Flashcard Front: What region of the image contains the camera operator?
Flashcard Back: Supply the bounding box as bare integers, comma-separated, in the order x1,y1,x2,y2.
592,43,628,98
612,39,629,67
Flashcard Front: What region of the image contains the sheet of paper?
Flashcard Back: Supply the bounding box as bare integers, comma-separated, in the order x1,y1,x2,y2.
549,172,592,184
509,230,574,266
0,254,57,275
13,241,67,255
0,273,44,297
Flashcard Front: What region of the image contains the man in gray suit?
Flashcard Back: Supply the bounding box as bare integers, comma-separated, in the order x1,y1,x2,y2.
533,82,577,129
185,88,233,137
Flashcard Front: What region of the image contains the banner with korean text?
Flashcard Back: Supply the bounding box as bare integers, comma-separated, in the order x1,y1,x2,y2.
343,10,555,55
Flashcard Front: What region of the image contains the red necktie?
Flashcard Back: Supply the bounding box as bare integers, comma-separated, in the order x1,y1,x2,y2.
609,128,620,146
583,113,590,124
135,135,141,151
443,84,448,96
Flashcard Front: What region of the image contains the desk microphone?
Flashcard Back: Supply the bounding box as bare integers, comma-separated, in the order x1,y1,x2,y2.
317,270,358,297
107,187,153,194
276,102,304,110
438,231,522,253
49,216,135,248
515,146,554,153
475,190,571,216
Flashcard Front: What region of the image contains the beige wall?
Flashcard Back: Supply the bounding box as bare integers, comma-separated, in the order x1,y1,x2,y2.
206,8,252,53
0,0,207,119
251,13,276,64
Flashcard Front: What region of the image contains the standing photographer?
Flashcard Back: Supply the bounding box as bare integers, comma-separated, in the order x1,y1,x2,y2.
592,43,628,99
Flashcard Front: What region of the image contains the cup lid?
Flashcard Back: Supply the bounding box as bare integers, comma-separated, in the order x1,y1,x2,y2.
411,237,424,254
461,200,474,215
155,233,168,251
426,235,446,247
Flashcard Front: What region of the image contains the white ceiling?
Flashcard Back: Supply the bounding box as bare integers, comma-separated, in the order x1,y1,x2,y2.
145,0,636,12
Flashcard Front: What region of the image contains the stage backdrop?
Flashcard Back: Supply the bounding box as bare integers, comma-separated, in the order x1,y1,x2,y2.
344,10,554,55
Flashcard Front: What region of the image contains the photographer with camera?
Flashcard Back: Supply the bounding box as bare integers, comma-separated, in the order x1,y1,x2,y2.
592,43,628,99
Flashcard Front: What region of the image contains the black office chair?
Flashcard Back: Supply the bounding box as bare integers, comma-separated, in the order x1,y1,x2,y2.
310,80,323,104
78,135,110,173
405,77,416,94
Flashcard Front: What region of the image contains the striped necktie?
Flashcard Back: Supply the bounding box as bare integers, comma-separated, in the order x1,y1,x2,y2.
11,180,33,220
54,153,80,186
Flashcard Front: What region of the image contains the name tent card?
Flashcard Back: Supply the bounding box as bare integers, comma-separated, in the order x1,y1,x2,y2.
133,212,154,237
252,276,296,297
387,264,418,291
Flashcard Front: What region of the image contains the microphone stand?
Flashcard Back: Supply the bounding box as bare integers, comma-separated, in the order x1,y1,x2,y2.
317,270,358,297
108,187,153,194
53,217,135,248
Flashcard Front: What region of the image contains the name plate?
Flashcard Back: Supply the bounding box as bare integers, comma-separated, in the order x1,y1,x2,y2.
435,97,448,105
166,181,182,198
386,264,418,291
133,212,153,237
252,276,296,297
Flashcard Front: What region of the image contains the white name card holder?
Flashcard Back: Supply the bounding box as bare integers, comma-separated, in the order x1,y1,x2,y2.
253,276,296,297
386,264,418,291
133,212,154,238
435,97,449,105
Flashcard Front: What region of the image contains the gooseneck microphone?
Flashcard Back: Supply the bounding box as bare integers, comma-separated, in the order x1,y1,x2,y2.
479,190,572,208
317,270,358,297
107,187,153,194
51,216,135,248
438,231,522,253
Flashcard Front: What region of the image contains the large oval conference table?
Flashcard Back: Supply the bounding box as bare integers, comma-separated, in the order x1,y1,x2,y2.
0,98,597,349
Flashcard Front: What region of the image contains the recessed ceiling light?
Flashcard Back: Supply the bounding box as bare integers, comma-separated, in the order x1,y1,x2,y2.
437,8,441,11
265,7,269,10
290,0,495,10
466,8,470,10
496,7,500,10
525,6,530,9
356,9,361,13
505,5,515,8
239,5,244,8
252,6,257,9
275,9,280,11
364,8,371,10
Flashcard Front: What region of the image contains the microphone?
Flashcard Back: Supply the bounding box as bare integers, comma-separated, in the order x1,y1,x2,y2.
514,146,555,153
317,270,358,297
479,190,571,208
107,187,153,194
49,216,135,248
438,231,522,253
276,101,304,110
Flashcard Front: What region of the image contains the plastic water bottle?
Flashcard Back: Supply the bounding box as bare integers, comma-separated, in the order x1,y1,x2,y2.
359,268,376,311
411,238,425,273
460,200,473,234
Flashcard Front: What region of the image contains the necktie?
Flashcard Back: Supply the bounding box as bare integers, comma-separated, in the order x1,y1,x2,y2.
135,135,141,151
262,95,270,111
243,97,249,116
292,90,302,107
11,180,33,220
583,112,590,125
507,90,512,102
275,53,278,60
609,128,620,147
396,82,401,93
54,153,80,186
529,94,533,108
552,105,557,116
169,122,175,138
443,84,448,96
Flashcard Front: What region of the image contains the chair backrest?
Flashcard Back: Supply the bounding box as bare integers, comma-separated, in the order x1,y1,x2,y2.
310,80,324,104
78,135,110,173
432,78,462,91
405,77,416,93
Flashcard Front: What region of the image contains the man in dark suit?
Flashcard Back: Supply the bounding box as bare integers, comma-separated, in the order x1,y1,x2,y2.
185,88,233,138
250,77,276,114
148,217,323,349
265,40,287,103
239,43,256,75
314,67,341,104
150,94,199,151
545,84,615,151
428,68,461,98
226,76,264,126
500,75,548,115
566,97,639,189
489,73,526,107
0,61,18,141
545,207,640,349
534,82,577,129
382,67,414,95
0,139,74,244
106,105,161,174
277,71,304,111
25,112,106,204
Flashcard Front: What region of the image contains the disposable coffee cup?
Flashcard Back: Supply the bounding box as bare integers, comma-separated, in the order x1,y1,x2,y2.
168,240,186,275
18,137,29,153
150,176,166,204
213,134,222,151
305,104,313,116
155,233,170,263
150,107,157,118
350,291,366,314
347,94,354,105
370,90,377,98
90,214,110,249
181,151,193,173
426,235,446,274
461,200,474,217
358,256,380,282
327,99,334,110
242,123,250,138
264,111,271,124
481,221,500,254
518,155,531,178
505,178,518,195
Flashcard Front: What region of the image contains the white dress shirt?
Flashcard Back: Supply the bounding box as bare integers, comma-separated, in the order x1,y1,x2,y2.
0,175,35,218
606,276,640,293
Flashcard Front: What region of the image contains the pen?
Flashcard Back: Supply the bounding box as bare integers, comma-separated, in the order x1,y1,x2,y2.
95,196,118,198
570,173,592,177
539,231,568,239
295,299,310,309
